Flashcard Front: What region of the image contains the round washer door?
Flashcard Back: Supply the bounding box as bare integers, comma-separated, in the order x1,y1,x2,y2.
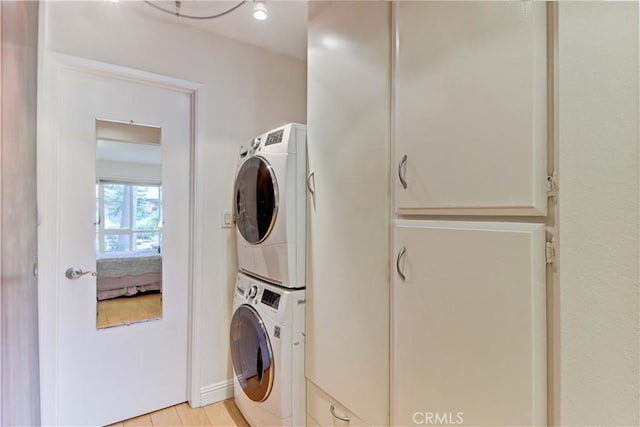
229,304,274,402
234,156,278,245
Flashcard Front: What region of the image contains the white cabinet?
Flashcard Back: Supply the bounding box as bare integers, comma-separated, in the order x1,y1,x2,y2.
306,2,390,425
307,2,550,426
392,220,547,426
391,4,550,426
306,381,368,427
394,2,548,216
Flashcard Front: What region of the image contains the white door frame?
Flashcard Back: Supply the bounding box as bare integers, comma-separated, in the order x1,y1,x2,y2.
0,5,4,423
36,51,204,424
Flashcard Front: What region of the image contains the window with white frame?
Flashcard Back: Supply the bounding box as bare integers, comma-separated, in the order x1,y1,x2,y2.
96,181,162,254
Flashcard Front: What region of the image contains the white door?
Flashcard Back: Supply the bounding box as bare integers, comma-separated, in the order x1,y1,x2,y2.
394,2,548,216
38,55,196,426
392,220,547,426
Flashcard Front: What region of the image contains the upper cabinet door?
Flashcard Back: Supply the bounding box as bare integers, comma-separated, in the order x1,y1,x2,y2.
394,2,548,216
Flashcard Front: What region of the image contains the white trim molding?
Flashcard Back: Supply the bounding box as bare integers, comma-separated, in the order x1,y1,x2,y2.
49,52,201,93
199,380,235,407
0,5,4,424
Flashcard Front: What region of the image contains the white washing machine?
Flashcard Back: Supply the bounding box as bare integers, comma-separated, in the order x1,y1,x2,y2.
230,272,305,427
233,123,306,288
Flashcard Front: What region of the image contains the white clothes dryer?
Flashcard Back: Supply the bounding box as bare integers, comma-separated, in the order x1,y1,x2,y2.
230,272,306,427
233,123,307,288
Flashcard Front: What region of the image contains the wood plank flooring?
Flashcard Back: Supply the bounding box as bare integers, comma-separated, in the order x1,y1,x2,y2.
97,293,162,329
108,399,249,427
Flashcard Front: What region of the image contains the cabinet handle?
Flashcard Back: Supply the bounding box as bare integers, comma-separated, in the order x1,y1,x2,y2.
398,154,408,189
306,171,316,195
396,247,406,281
330,405,350,423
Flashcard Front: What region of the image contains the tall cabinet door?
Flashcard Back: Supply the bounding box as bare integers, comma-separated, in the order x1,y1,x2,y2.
394,2,548,216
306,2,390,425
392,220,547,426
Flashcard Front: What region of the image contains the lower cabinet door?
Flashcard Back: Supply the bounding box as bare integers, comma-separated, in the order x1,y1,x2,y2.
307,380,368,427
392,220,547,426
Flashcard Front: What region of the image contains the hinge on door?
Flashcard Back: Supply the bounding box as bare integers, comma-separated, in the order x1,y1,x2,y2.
546,172,558,200
545,238,556,264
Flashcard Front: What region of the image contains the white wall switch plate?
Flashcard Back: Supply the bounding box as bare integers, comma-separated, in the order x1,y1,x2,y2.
221,210,234,228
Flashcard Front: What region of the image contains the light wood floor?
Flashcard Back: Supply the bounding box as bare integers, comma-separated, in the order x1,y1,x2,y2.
97,293,163,329
108,399,249,427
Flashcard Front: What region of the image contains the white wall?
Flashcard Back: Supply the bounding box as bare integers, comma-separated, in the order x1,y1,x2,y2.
558,3,639,426
1,1,41,425
41,1,306,405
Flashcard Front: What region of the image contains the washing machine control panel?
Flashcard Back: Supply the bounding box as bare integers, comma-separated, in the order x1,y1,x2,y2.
247,285,258,299
260,288,281,309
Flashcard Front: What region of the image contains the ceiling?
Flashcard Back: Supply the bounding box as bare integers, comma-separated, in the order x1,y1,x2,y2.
132,0,308,60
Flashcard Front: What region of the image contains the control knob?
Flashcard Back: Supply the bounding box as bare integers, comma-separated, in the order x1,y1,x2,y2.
247,285,258,299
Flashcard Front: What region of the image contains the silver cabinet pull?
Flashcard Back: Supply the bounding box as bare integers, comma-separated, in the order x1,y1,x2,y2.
65,267,97,280
306,171,316,195
398,154,408,189
330,405,350,423
396,247,407,281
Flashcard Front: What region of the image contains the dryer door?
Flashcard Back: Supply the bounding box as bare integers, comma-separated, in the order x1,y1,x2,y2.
230,304,275,402
234,156,278,245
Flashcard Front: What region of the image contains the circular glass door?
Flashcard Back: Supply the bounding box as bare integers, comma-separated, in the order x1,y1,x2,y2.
230,305,274,402
234,156,278,245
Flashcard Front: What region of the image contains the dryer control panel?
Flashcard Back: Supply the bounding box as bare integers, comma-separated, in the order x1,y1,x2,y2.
265,129,284,146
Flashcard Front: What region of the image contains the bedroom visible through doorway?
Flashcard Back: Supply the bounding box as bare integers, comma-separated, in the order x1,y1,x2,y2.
95,119,164,329
97,293,162,328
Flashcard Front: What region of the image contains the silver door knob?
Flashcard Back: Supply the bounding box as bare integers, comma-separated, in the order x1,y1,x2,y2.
65,267,97,280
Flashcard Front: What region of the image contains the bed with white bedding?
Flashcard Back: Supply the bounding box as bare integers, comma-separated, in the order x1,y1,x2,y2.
96,251,162,300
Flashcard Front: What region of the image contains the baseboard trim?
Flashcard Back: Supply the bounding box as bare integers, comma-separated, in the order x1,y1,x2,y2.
200,379,234,407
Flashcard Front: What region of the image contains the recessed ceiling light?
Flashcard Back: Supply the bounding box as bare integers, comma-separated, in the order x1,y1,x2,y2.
253,0,267,20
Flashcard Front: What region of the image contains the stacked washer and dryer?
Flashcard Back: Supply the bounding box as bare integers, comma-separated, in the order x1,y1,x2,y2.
230,123,307,426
